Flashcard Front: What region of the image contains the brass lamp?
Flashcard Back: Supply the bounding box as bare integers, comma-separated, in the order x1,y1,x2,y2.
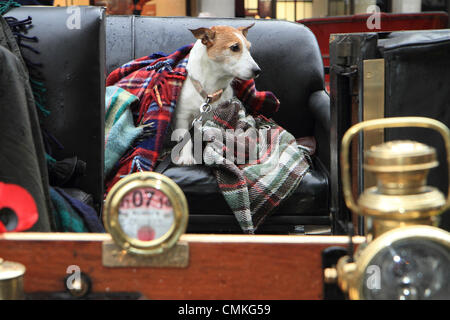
0,258,25,300
326,117,450,300
344,118,450,238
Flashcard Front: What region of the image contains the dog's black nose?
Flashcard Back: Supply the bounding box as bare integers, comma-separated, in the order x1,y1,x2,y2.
253,67,261,78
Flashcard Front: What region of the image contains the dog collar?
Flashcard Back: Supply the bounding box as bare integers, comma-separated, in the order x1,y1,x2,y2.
189,76,225,104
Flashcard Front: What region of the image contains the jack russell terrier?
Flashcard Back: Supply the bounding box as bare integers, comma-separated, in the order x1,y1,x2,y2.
172,23,261,165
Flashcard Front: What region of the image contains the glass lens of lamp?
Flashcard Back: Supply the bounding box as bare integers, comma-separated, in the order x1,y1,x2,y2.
362,239,450,300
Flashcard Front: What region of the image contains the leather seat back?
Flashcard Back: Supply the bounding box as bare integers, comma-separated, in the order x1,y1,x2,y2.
9,6,105,211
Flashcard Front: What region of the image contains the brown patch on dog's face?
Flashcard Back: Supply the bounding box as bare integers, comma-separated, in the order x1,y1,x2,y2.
190,24,259,80
190,25,254,62
238,23,255,38
190,27,216,47
206,26,251,62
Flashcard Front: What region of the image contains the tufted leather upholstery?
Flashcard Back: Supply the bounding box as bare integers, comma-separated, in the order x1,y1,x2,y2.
7,8,331,233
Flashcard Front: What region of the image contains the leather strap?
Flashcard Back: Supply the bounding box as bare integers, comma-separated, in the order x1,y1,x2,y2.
189,76,225,103
154,155,172,174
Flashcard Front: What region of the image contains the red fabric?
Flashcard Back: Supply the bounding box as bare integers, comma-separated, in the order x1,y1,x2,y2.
0,183,38,232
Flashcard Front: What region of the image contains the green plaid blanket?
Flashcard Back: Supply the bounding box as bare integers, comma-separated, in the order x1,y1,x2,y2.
199,98,311,234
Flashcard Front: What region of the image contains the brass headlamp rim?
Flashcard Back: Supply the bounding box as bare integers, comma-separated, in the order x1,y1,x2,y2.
345,225,450,300
103,172,189,256
341,117,450,217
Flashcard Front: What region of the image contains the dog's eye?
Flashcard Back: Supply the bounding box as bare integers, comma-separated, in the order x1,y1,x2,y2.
230,44,240,52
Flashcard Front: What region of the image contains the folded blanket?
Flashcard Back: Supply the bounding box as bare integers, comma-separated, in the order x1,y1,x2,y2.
199,98,311,233
50,187,88,233
105,44,280,192
49,187,104,233
105,86,142,176
54,187,105,233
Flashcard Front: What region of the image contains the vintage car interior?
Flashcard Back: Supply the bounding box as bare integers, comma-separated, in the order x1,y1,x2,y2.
0,2,449,301
5,6,331,235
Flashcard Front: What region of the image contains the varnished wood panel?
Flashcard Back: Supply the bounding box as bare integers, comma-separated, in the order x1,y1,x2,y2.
0,233,364,300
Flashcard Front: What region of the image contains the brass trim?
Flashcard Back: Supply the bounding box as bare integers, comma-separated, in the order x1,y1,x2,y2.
363,59,385,189
102,240,189,268
103,172,189,256
364,140,438,172
0,258,25,300
358,186,445,217
363,162,438,172
323,267,338,284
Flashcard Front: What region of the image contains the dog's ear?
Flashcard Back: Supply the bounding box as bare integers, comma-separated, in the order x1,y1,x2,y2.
189,27,216,47
238,23,255,38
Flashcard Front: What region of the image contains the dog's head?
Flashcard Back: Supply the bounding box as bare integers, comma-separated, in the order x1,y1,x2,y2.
190,24,261,80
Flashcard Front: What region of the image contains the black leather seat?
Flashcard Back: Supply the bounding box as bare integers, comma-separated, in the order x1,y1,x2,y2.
7,7,331,234
105,16,331,234
162,161,330,233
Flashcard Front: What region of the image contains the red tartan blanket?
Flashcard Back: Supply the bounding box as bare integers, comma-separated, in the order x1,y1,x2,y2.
105,44,280,192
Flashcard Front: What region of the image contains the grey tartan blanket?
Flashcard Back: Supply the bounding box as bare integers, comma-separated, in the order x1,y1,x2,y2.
198,98,311,234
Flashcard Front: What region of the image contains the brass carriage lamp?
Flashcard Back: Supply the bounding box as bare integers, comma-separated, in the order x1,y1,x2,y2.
325,117,450,300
